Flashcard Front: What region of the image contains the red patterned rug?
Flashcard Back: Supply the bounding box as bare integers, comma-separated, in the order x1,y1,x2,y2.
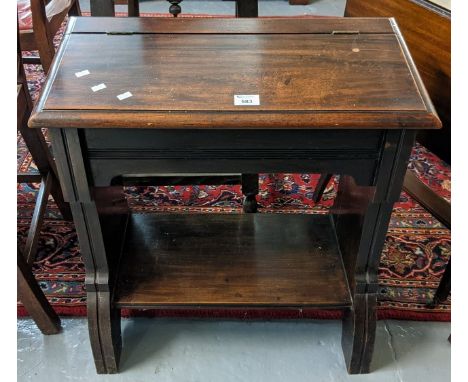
18,15,451,321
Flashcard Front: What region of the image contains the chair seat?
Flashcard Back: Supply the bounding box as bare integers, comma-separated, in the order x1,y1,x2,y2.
18,0,71,31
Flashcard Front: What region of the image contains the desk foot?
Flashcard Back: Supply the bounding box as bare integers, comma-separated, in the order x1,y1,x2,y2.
88,291,122,374
341,293,377,374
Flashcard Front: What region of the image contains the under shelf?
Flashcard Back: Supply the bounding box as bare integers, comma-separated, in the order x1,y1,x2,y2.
113,213,351,309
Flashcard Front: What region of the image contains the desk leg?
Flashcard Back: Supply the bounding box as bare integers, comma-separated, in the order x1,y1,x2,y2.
90,0,115,16
337,201,394,373
70,201,123,374
333,131,415,374
242,173,259,213
50,128,126,374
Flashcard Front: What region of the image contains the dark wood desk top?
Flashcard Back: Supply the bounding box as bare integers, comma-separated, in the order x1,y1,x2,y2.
30,17,440,129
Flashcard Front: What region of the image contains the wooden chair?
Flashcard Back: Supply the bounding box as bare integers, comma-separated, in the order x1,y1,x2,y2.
17,24,70,333
18,247,61,334
17,26,72,265
18,0,81,73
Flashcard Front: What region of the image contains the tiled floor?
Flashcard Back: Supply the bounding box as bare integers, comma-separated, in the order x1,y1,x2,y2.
18,1,450,381
18,318,450,381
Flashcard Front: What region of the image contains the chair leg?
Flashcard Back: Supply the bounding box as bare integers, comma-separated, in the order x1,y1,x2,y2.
69,0,82,16
312,174,333,203
19,118,72,221
49,173,73,220
24,173,53,265
432,258,451,306
17,249,61,335
128,0,140,17
35,36,55,73
403,170,450,229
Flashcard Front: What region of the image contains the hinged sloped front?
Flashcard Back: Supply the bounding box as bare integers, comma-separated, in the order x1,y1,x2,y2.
29,17,441,129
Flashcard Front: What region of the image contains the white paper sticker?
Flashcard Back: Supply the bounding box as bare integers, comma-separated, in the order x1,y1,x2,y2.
75,69,90,78
91,83,106,92
234,94,260,106
117,91,133,101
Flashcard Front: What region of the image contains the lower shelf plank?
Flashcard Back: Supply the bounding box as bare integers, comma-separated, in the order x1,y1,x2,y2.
114,213,351,308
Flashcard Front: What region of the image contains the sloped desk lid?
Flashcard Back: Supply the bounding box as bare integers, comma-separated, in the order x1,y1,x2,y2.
30,17,441,129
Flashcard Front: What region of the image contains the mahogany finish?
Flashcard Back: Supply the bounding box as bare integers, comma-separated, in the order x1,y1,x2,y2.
17,25,69,335
344,2,451,286
18,0,81,73
18,30,72,261
115,214,351,308
30,17,440,375
30,18,439,130
345,0,450,162
71,16,396,33
18,248,61,335
403,170,450,228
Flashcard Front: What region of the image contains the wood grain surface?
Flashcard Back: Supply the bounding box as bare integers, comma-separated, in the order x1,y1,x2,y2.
115,213,352,308
29,17,441,130
345,0,450,161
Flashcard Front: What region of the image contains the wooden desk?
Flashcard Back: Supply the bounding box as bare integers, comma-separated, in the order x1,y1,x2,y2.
30,17,440,374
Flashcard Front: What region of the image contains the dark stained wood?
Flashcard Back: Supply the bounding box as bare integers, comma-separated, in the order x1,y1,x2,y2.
70,17,396,34
23,173,53,265
432,258,451,305
115,214,351,308
18,113,72,220
18,27,72,220
17,29,68,334
46,34,426,113
403,170,450,228
82,128,384,188
21,56,42,66
96,212,128,374
344,0,451,245
312,174,333,203
29,17,441,131
17,248,61,335
236,0,258,17
128,0,140,17
19,0,81,73
38,17,439,375
241,173,259,213
17,173,42,183
117,174,241,187
332,129,416,374
90,0,115,17
345,0,451,162
46,33,425,114
31,110,440,130
17,26,72,220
